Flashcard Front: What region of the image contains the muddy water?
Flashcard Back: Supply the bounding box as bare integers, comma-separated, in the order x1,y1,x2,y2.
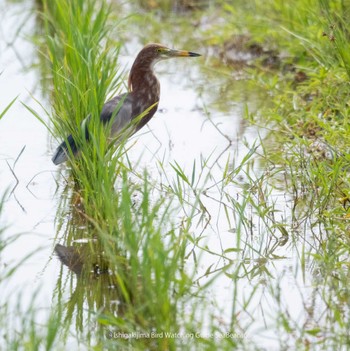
0,1,313,349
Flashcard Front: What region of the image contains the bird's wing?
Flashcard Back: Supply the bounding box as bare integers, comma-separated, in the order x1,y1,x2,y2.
52,93,137,165
100,93,136,139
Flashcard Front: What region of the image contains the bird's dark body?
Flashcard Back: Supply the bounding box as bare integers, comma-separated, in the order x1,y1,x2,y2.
52,82,159,165
52,43,199,165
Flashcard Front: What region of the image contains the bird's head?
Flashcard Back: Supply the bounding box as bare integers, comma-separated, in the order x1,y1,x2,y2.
128,43,201,92
133,43,201,68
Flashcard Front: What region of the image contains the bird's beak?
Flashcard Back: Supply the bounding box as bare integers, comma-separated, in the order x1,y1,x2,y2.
167,49,201,57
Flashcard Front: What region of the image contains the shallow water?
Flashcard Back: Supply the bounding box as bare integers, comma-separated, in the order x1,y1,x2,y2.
0,1,324,349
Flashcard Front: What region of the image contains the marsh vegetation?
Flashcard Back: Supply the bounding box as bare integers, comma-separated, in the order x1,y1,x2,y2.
1,0,350,350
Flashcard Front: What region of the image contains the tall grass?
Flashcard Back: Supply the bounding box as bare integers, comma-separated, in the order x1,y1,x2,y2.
18,0,350,349
36,0,237,350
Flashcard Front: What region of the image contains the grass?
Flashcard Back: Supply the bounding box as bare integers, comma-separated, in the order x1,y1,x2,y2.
213,0,350,348
3,0,350,350
30,0,241,350
129,0,350,348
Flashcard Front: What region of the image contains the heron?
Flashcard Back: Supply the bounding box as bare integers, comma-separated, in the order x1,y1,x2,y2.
52,43,201,165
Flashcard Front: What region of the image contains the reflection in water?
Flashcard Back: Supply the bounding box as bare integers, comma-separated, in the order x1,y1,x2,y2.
55,244,108,276
3,1,343,349
54,239,126,335
53,190,124,342
52,174,195,349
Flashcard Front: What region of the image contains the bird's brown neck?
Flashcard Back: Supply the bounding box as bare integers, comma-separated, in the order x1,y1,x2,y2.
128,61,160,98
127,60,161,130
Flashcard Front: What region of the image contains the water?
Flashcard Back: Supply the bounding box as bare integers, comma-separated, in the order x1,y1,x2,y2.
0,3,60,327
0,1,322,349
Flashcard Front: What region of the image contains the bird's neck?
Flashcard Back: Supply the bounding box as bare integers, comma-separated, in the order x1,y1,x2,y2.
127,62,161,132
128,65,160,103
